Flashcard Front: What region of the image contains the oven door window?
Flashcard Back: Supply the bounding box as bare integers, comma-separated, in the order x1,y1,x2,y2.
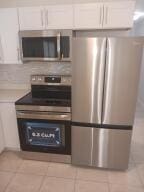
25,122,65,147
22,37,58,58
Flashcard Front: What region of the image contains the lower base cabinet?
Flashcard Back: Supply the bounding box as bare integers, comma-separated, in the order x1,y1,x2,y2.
0,103,20,150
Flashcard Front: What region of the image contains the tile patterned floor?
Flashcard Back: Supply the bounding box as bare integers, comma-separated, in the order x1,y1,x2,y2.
0,109,144,192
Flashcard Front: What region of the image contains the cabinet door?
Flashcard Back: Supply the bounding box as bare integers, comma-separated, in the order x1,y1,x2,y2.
0,116,4,153
103,1,135,29
0,103,20,150
74,3,103,29
18,7,45,30
45,5,73,29
0,8,21,64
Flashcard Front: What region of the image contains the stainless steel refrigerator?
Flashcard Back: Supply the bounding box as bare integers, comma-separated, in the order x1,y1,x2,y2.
72,37,143,169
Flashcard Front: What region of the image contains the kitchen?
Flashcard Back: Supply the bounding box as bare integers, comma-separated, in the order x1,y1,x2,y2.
0,0,144,192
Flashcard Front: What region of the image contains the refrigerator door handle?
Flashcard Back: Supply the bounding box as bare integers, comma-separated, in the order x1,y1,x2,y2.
97,38,107,123
102,38,110,123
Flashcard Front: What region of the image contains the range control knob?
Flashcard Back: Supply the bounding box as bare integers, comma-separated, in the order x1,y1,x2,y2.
32,77,36,81
38,77,42,81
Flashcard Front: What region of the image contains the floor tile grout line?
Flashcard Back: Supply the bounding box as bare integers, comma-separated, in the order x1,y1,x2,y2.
73,180,76,192
75,168,110,184
130,152,136,165
12,171,48,176
15,160,24,174
46,161,50,175
108,182,111,192
108,182,143,188
75,167,78,180
2,151,144,191
15,158,50,176
37,175,46,192
37,175,76,192
75,178,109,184
0,170,17,174
44,175,76,180
73,168,78,192
134,163,144,188
3,172,17,192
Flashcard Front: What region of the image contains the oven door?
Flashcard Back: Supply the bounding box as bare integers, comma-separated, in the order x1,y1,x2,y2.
17,112,71,155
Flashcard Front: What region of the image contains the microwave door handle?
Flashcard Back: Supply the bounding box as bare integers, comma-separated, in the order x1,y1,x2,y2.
57,32,61,60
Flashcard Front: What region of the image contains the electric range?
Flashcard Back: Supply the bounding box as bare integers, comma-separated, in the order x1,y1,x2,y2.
15,75,71,163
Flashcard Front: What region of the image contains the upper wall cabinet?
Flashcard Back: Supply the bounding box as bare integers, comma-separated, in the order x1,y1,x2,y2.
74,3,103,29
74,1,135,29
103,1,135,29
0,8,21,64
45,5,73,29
18,7,44,30
18,1,135,31
18,5,73,30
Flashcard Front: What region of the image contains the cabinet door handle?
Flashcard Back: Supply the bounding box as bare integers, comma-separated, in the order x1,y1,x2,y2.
100,6,102,25
41,10,44,26
46,10,48,27
105,7,108,25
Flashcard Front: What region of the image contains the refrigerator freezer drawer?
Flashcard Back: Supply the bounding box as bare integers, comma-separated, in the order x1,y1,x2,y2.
72,126,132,169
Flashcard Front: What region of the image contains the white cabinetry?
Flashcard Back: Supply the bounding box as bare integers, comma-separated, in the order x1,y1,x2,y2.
74,3,102,29
0,1,136,64
46,5,73,29
18,7,44,30
74,1,135,29
18,1,135,30
0,116,4,153
0,8,21,64
0,103,20,150
103,1,135,29
18,5,73,30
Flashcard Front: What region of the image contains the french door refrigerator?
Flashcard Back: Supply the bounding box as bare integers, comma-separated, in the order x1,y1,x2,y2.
72,37,143,169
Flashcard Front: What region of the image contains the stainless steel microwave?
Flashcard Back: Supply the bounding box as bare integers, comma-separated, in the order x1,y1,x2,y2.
19,30,72,62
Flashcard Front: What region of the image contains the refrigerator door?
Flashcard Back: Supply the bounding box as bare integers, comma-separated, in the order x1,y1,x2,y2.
103,38,143,126
72,38,106,124
72,126,132,169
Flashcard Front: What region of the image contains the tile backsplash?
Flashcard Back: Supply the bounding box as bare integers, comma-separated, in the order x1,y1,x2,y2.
0,62,71,87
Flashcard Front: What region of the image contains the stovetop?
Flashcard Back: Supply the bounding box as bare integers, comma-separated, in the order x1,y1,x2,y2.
15,92,71,107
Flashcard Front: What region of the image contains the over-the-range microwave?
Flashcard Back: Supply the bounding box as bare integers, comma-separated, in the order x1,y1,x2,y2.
19,30,72,62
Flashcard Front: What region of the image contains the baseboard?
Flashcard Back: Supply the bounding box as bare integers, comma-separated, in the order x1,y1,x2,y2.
4,147,20,152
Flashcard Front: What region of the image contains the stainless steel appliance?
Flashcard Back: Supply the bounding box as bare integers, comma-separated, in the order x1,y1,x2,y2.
15,75,71,163
19,30,72,62
72,37,143,169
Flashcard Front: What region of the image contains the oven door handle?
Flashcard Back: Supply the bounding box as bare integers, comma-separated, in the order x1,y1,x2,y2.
16,111,71,121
